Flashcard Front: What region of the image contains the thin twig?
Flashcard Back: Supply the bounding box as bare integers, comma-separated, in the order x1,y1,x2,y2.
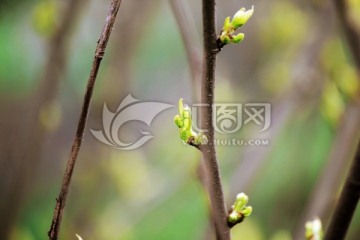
48,1,123,239
200,1,230,239
324,140,360,240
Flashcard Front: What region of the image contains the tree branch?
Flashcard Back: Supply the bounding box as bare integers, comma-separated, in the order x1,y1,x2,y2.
169,3,218,238
324,140,360,240
324,1,360,239
48,1,123,239
200,1,230,239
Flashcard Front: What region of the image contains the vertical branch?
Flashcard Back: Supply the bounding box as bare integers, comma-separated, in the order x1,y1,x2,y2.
294,1,360,238
324,140,360,240
200,1,230,239
169,1,215,238
48,1,123,239
324,0,360,239
294,102,360,240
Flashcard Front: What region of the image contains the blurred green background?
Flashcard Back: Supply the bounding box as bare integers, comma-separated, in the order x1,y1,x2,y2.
1,0,360,239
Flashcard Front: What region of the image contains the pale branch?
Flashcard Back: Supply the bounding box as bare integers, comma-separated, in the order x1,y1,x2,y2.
200,0,230,239
48,1,123,239
169,0,202,94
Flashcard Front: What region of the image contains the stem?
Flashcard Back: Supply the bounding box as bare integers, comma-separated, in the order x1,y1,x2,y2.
48,1,123,239
200,1,230,239
169,2,217,238
324,140,360,240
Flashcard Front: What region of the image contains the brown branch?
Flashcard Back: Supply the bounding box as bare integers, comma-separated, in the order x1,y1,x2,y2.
48,1,123,239
294,102,360,239
323,1,360,239
200,1,230,239
324,140,360,240
169,3,218,238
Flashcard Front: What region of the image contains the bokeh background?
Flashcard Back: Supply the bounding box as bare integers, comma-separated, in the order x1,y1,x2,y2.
1,0,360,239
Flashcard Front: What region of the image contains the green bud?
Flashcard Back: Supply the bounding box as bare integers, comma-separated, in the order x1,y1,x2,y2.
223,16,232,31
174,115,183,128
178,98,184,116
180,129,192,141
220,34,231,45
182,106,192,129
174,98,207,146
231,6,254,29
227,192,252,227
241,206,252,217
232,33,245,43
305,218,323,240
218,6,254,48
228,212,241,224
233,192,249,212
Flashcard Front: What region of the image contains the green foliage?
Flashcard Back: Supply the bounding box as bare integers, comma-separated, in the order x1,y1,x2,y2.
258,1,308,95
250,114,334,236
348,0,360,28
32,0,58,38
320,39,359,126
259,1,307,53
129,182,208,240
0,13,40,95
